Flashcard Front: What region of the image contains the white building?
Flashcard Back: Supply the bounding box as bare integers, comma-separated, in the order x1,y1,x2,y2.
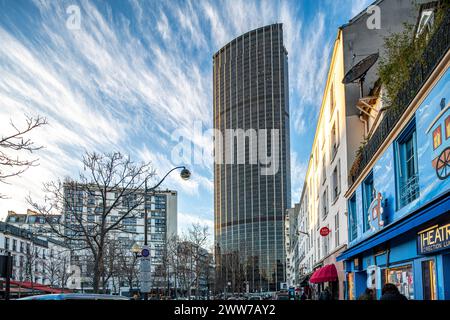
61,183,178,294
0,221,71,289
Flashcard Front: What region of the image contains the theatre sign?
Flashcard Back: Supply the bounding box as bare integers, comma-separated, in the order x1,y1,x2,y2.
417,220,450,254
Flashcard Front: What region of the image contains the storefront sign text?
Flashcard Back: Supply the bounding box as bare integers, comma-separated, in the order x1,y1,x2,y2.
418,222,450,254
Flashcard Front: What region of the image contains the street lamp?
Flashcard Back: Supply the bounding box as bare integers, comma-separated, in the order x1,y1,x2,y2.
140,166,191,300
131,243,141,256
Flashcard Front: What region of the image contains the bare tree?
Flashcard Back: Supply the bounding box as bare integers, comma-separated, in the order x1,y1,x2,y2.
176,240,193,298
0,115,47,198
27,151,155,293
43,248,73,290
186,223,210,298
116,244,139,293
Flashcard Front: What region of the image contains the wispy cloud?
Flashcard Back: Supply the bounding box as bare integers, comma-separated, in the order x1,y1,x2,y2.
0,0,369,225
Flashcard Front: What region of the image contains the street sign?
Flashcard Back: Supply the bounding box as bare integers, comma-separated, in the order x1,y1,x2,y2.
141,248,150,257
320,227,330,236
139,245,152,293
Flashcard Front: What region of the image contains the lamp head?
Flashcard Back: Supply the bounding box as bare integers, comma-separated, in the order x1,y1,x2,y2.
180,167,191,180
131,243,141,254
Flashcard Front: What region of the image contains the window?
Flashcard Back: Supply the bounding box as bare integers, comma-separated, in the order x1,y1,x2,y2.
332,160,341,202
331,123,338,160
321,128,326,150
4,237,9,250
348,194,357,241
362,172,374,232
323,227,329,256
334,212,340,247
20,241,24,253
317,236,320,259
322,156,326,184
395,120,419,208
382,264,414,300
322,187,329,220
330,82,335,113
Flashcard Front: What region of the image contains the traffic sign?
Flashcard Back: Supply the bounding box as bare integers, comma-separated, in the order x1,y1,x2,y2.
141,248,150,257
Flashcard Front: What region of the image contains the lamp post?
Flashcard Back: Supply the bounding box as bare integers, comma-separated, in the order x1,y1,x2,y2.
139,166,191,300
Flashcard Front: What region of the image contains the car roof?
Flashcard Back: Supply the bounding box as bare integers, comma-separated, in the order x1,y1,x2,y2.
17,294,130,300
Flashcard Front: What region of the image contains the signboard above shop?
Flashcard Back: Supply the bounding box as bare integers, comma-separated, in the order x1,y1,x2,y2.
417,220,450,255
320,227,330,237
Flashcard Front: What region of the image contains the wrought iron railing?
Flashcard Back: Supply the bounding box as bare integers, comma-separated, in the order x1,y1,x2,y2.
349,9,450,185
399,173,420,208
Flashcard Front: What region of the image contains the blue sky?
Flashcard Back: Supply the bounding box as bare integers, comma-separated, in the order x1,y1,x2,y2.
0,0,371,235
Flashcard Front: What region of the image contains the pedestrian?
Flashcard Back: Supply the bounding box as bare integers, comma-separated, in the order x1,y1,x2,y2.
380,283,408,301
319,288,331,300
357,288,375,300
300,291,307,300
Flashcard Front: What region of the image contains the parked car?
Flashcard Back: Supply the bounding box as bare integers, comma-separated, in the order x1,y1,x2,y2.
276,293,290,300
248,295,262,300
17,293,130,300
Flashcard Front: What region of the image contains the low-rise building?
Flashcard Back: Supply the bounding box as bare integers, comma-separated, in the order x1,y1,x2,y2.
0,221,71,289
338,5,450,300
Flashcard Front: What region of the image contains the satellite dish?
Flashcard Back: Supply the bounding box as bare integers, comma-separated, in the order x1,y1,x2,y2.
342,52,379,97
343,53,379,84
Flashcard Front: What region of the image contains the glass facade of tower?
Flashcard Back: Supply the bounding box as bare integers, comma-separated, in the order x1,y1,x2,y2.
213,24,291,293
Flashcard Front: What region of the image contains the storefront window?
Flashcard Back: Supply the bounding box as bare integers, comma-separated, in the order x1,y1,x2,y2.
382,264,414,300
422,260,437,300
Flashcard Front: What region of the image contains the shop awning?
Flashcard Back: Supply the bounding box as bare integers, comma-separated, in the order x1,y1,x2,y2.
9,280,71,294
337,193,449,262
309,264,338,283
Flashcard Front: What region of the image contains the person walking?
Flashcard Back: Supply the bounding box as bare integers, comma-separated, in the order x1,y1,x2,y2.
380,283,408,301
300,291,307,301
357,288,375,300
319,288,331,300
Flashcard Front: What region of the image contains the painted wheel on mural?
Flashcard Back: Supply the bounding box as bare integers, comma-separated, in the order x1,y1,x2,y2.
436,147,450,180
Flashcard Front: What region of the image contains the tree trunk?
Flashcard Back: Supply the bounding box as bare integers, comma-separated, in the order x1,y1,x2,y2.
93,248,103,293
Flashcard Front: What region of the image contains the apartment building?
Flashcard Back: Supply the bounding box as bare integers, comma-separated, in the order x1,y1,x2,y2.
61,183,178,293
0,221,71,288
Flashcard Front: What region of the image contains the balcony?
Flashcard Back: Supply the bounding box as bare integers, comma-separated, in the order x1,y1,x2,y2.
399,174,420,208
349,9,450,185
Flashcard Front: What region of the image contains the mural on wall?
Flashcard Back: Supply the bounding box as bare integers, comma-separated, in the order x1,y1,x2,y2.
368,192,385,231
417,67,450,202
349,68,450,246
426,98,450,180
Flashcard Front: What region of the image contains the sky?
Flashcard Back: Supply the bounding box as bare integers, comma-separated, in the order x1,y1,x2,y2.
0,0,373,237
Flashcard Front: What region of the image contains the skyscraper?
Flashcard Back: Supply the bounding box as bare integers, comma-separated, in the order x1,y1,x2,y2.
213,24,291,293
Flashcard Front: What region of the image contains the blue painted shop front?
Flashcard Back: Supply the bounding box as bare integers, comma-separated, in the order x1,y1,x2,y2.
338,66,450,300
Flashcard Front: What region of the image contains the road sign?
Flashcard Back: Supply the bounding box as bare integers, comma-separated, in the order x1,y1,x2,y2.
320,227,331,236
139,245,152,293
141,248,150,257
